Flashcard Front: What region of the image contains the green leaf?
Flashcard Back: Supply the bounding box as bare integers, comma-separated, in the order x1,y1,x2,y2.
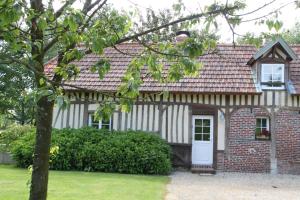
39,78,45,86
37,18,47,31
266,20,274,31
94,101,116,121
91,59,111,79
274,20,283,32
55,95,70,110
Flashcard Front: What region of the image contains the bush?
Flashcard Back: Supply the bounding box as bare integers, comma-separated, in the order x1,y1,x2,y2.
0,124,35,152
11,127,171,175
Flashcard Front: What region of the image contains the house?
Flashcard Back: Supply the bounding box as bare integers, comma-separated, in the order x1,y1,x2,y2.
45,37,300,174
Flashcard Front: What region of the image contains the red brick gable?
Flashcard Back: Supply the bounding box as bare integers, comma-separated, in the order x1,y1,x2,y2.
289,45,300,94
44,43,300,94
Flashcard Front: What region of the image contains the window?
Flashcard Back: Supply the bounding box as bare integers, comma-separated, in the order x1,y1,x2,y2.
255,117,270,140
261,64,284,89
194,118,211,141
88,113,112,130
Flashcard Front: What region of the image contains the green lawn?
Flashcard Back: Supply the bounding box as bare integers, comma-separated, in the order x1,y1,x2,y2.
0,165,169,200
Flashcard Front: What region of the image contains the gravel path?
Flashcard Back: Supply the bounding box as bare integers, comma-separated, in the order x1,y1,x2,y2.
165,171,300,200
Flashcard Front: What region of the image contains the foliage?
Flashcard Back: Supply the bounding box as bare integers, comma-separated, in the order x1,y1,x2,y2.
0,114,13,129
0,124,34,152
11,129,36,168
237,20,300,46
0,51,36,125
282,21,300,44
11,127,172,175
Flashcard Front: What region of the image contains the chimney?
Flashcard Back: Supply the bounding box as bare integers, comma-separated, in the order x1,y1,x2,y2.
175,31,190,42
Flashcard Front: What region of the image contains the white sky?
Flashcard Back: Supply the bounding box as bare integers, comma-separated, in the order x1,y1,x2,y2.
108,0,300,42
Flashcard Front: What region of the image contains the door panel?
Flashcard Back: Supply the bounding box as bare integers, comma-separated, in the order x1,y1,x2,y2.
192,115,214,165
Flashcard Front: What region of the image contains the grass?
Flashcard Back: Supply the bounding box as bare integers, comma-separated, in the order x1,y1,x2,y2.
0,165,169,200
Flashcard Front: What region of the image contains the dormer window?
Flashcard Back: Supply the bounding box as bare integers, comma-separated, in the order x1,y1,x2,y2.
261,63,284,90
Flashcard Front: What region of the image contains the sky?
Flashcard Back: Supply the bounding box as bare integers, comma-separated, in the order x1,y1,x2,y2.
108,0,300,42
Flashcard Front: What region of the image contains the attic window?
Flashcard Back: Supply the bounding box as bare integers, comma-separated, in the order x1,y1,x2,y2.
261,64,284,90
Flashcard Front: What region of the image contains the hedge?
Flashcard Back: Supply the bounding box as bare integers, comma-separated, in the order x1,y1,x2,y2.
0,124,35,152
11,127,171,175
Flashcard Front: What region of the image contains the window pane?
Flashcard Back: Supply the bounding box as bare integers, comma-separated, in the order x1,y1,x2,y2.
102,119,110,124
263,74,272,82
101,125,110,130
92,115,98,123
256,118,261,128
272,74,282,81
195,127,202,133
195,134,202,141
203,119,210,126
256,128,261,135
92,124,99,129
261,118,267,127
203,127,210,134
203,134,210,141
195,119,202,126
262,65,272,74
274,65,283,73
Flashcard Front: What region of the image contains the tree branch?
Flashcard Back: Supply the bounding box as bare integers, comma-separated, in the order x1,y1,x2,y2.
54,0,76,19
81,0,107,31
240,0,295,23
230,0,277,17
115,5,239,44
135,37,189,58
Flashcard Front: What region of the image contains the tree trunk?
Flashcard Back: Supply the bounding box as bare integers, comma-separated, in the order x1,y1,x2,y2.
29,96,54,200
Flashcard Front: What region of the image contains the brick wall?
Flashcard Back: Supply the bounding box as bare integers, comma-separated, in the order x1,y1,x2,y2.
216,151,225,171
222,108,271,172
275,109,300,174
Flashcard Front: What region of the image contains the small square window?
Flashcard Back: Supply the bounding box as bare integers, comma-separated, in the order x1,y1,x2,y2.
88,113,112,130
255,118,270,140
193,117,212,142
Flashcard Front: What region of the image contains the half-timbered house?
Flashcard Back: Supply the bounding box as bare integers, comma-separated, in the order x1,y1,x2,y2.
46,38,300,174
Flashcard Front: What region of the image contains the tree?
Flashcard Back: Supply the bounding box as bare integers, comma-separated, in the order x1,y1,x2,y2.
0,49,36,125
282,21,300,44
237,20,300,46
0,0,298,199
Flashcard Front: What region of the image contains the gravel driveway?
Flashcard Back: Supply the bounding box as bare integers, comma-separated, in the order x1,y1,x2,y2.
165,171,300,200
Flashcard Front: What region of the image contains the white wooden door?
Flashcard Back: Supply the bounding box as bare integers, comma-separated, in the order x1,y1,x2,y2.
192,115,214,165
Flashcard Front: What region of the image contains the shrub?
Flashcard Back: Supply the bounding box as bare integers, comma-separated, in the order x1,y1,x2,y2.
11,127,171,175
0,124,34,152
10,129,35,167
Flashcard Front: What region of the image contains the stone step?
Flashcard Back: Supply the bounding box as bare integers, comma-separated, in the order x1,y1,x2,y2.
191,167,216,174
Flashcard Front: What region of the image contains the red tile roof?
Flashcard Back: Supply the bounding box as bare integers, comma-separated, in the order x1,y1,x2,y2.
44,43,300,94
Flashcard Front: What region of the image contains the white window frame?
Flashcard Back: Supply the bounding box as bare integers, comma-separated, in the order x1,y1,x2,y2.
88,113,112,131
261,63,285,90
255,117,270,140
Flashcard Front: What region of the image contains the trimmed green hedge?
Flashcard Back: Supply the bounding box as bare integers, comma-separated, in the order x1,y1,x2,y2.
11,127,171,175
